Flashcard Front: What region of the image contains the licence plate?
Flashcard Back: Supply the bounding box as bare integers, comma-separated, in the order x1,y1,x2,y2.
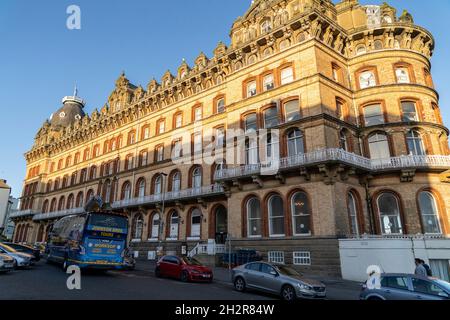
4,263,13,268
203,274,211,278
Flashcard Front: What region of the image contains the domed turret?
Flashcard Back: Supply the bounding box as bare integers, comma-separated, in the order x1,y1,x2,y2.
50,87,86,129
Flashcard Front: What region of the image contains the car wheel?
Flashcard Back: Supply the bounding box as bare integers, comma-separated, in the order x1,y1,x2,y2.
155,267,161,278
13,259,18,269
281,285,296,301
234,277,246,292
180,271,189,282
367,296,383,301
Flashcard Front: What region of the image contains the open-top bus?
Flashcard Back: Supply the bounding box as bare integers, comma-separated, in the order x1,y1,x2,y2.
46,210,128,271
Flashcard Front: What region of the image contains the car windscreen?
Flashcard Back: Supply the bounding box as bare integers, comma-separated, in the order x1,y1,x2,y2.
435,279,450,292
181,257,202,266
0,244,17,253
87,213,128,234
274,265,302,277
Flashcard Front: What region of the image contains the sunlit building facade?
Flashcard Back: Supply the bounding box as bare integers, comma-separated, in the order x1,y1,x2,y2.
11,0,450,275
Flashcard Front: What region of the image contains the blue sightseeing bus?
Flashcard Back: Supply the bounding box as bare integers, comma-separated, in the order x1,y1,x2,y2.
46,210,128,271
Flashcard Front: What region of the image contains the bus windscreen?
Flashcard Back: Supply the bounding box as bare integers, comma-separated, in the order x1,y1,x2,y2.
87,214,128,234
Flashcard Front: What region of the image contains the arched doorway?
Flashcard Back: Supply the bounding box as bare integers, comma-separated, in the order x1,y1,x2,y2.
214,205,228,244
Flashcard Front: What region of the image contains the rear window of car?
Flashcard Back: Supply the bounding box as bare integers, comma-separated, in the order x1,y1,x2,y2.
381,276,409,290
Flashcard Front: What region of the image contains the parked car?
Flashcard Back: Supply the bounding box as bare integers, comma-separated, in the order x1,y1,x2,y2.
155,255,213,283
0,253,15,273
232,261,326,301
360,273,450,300
3,242,40,262
0,243,33,268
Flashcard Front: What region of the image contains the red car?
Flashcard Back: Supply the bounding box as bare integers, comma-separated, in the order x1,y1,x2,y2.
155,255,213,283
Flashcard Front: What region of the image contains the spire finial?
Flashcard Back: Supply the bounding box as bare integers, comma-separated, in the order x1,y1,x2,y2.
73,84,78,97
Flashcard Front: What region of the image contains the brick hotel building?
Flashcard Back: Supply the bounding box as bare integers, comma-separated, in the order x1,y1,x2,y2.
11,0,450,275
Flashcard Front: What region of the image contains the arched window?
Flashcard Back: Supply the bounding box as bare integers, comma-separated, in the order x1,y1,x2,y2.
263,106,279,128
356,44,367,55
133,214,143,240
58,197,65,211
169,211,179,239
291,191,311,236
287,129,304,156
401,101,419,122
89,166,97,180
377,193,403,235
216,98,225,114
247,197,262,237
150,213,160,239
76,192,84,208
137,178,146,198
139,150,148,167
283,99,300,122
418,191,442,234
244,113,257,132
42,200,49,213
406,130,426,156
46,181,52,193
86,189,94,204
359,70,376,89
128,130,136,145
347,192,361,236
268,195,285,236
260,19,272,34
120,182,130,200
172,172,181,192
368,132,390,159
103,180,112,203
154,175,162,195
190,208,202,238
192,167,202,188
66,194,74,210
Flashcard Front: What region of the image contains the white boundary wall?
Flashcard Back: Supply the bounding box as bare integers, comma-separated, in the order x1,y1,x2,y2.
339,236,450,282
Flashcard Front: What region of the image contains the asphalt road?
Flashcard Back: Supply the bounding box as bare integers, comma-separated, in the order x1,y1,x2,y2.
0,261,275,300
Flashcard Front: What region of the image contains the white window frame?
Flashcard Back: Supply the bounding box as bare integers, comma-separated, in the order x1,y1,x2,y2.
293,251,311,266
268,251,285,264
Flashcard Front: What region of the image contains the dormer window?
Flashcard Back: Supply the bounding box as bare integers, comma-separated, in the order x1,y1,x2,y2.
261,20,272,34
382,15,393,23
356,45,367,55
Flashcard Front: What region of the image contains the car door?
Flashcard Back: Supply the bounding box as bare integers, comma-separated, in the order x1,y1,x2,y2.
160,257,172,277
411,277,450,300
243,263,262,289
259,263,282,293
379,276,417,300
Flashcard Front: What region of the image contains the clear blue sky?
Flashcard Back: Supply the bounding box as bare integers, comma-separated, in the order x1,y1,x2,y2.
0,0,448,198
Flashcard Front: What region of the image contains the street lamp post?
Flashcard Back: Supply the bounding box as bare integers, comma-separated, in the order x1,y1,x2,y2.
157,172,168,258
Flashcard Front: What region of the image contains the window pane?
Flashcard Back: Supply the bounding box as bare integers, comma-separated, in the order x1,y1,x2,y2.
263,74,274,91
419,192,442,234
364,104,384,126
281,68,294,85
359,71,376,89
217,99,225,113
406,131,425,156
287,129,304,156
269,195,285,236
401,102,418,122
396,68,410,83
264,107,279,128
291,192,310,235
368,133,390,159
284,100,300,122
245,113,257,132
247,81,257,97
378,193,403,234
347,193,359,235
247,198,262,237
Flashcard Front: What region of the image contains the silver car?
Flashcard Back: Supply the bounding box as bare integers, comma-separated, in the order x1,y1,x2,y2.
232,262,326,301
0,243,33,268
360,273,450,300
0,253,15,273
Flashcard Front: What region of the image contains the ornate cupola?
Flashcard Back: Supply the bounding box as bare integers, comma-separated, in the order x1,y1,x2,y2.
49,87,86,129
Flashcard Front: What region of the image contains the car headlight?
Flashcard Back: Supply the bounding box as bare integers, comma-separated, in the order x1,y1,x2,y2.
190,269,201,274
297,283,312,291
0,260,4,267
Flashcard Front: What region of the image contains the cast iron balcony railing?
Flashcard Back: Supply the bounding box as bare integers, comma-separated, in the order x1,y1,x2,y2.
214,148,450,180
112,184,224,209
32,207,84,221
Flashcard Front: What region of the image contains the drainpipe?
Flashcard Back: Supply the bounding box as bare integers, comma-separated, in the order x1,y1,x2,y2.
364,181,375,235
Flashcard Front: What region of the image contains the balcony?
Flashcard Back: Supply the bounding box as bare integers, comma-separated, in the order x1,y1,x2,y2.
32,207,84,221
214,148,450,180
112,184,225,210
9,209,36,219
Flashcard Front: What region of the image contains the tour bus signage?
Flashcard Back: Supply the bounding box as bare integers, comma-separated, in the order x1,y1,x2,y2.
87,225,127,234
